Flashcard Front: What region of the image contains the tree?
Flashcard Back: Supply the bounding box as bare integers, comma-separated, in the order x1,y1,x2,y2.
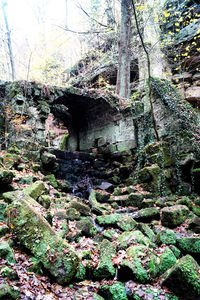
116,0,132,99
1,0,15,80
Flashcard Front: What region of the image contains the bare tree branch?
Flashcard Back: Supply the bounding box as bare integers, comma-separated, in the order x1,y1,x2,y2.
55,24,108,35
76,2,110,28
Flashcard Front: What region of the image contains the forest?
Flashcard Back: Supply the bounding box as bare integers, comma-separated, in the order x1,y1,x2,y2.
0,0,200,299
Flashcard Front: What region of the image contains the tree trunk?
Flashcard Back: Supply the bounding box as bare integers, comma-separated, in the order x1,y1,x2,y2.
1,0,15,81
116,0,131,99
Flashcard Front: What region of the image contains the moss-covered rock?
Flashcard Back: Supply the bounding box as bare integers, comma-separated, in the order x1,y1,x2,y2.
66,207,80,220
0,200,8,221
158,248,177,276
142,141,172,168
38,195,51,209
94,239,116,279
24,181,46,200
0,224,9,237
99,282,128,300
0,265,19,280
161,255,200,299
117,230,154,250
134,208,160,222
43,174,58,189
41,151,56,167
5,191,79,284
96,213,123,226
89,189,111,215
136,223,155,242
156,229,176,245
117,215,137,231
177,237,200,255
128,192,153,208
74,262,87,281
2,153,21,169
0,169,14,190
103,229,119,241
118,245,150,283
69,201,90,216
0,284,20,299
138,164,162,195
0,241,15,265
76,218,98,237
161,205,189,228
187,216,200,233
28,257,44,275
95,190,110,202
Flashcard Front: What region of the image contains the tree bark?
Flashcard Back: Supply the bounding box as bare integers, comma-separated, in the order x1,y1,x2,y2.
1,0,15,81
116,0,132,99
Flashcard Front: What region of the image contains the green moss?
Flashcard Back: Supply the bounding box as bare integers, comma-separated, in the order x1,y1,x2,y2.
0,241,15,265
94,239,116,279
59,133,69,151
74,262,87,281
0,200,8,222
177,237,200,254
117,215,137,231
169,245,181,258
96,213,123,226
0,284,20,299
135,207,160,222
158,248,177,275
76,218,97,236
24,181,46,200
119,245,150,283
5,191,79,284
161,205,189,228
136,223,155,241
99,282,128,300
103,229,118,241
192,205,200,217
0,265,18,280
117,230,154,250
161,255,200,299
156,229,176,245
43,174,58,189
70,201,90,216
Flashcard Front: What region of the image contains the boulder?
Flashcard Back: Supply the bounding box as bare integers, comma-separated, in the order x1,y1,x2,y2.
185,86,200,101
69,201,90,216
0,241,15,265
117,230,154,250
94,239,116,279
0,169,14,189
0,200,8,221
118,245,150,283
133,207,160,222
188,216,200,233
161,205,189,228
96,213,123,227
5,191,79,284
0,284,20,299
161,255,200,299
0,265,18,280
76,218,98,237
176,237,200,255
158,248,177,276
117,215,137,231
128,192,153,208
99,282,128,300
156,229,176,245
24,181,46,200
